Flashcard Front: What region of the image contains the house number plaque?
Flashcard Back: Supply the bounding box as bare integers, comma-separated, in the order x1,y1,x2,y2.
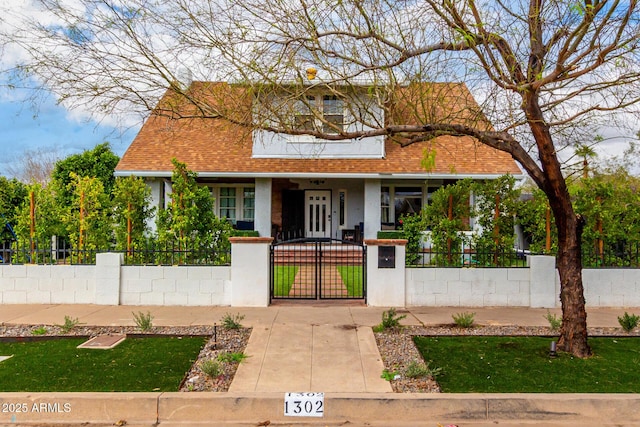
283,392,324,417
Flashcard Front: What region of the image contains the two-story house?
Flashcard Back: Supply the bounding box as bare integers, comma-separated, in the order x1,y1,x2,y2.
114,80,522,241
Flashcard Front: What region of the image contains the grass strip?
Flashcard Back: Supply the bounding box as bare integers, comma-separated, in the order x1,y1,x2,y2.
272,265,298,296
0,336,206,392
414,336,640,393
336,265,364,297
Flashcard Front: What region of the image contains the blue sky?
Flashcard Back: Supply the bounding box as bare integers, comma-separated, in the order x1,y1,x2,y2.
0,89,138,179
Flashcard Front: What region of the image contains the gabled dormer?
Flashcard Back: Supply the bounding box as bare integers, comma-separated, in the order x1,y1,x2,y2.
252,85,386,159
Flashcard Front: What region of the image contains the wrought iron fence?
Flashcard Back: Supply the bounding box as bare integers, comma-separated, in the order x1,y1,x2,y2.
0,239,231,266
407,241,640,268
407,245,530,268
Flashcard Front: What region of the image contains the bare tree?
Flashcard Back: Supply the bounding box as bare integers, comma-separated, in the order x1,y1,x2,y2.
3,0,640,357
6,147,60,185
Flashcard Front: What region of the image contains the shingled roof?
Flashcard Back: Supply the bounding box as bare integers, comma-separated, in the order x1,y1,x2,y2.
115,82,522,178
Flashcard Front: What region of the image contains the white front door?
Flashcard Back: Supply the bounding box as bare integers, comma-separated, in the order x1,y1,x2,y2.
305,190,331,238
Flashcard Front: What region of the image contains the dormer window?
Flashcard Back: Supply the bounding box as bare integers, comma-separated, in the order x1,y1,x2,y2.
294,94,344,134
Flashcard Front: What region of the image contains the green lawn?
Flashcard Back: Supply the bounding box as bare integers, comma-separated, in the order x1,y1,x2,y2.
336,265,364,297
0,336,206,392
414,336,640,393
272,265,298,296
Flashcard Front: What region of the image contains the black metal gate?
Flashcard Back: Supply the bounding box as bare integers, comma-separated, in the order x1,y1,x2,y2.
270,238,366,301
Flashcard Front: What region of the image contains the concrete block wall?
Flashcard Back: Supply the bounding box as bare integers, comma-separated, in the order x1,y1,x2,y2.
581,269,640,307
405,266,532,307
0,264,95,304
120,265,231,306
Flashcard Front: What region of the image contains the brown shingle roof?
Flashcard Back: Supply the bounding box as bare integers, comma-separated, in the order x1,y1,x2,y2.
115,82,521,177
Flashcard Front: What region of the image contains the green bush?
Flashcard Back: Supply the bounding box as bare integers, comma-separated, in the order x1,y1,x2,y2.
404,360,442,379
217,352,248,363
452,311,476,328
375,307,406,331
544,311,562,332
221,312,245,330
199,359,222,378
377,231,403,239
231,230,259,237
132,311,154,331
56,316,82,333
618,312,640,332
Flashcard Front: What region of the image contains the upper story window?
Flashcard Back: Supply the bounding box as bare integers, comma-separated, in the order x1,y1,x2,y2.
293,94,344,134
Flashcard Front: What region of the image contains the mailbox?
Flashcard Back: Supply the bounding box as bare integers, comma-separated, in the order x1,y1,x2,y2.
378,246,395,268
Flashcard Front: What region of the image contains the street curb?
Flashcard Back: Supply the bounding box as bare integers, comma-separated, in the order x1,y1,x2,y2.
2,392,640,425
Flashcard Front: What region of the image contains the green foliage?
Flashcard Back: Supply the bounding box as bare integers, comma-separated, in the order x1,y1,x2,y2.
56,315,83,333
199,359,222,378
13,183,66,263
112,176,154,262
31,326,47,336
217,351,248,363
156,159,232,264
0,177,27,240
377,230,404,239
471,175,521,266
423,179,472,266
544,311,562,332
571,171,640,266
63,173,112,263
399,213,426,265
452,311,476,328
51,142,120,207
221,312,245,330
403,360,442,379
516,186,556,253
618,312,640,332
380,368,398,381
377,307,406,331
132,311,154,331
230,230,259,237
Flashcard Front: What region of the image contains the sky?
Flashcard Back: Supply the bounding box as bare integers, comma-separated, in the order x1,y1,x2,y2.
0,88,138,179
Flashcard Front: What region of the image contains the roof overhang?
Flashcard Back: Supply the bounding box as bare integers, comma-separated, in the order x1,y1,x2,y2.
115,170,525,180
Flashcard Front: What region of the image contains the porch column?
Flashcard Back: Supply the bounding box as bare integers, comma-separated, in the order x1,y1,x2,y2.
254,178,272,237
364,179,381,240
230,237,273,307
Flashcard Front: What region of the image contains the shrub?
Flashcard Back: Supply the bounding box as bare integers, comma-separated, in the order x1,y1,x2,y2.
132,311,154,331
404,361,442,379
221,312,245,330
31,326,48,336
217,352,248,363
199,359,222,378
544,310,562,332
376,307,407,331
56,316,82,333
452,312,475,328
618,312,640,332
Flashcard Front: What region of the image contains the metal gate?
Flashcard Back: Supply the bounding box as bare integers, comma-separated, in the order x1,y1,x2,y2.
270,238,366,301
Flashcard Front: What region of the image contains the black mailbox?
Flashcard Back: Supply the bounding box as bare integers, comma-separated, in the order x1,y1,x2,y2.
378,246,395,268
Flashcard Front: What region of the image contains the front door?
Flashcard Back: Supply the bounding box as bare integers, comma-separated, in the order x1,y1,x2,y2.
305,191,331,238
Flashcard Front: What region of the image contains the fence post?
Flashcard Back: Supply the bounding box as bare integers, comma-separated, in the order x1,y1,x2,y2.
364,238,407,307
95,252,123,305
230,237,273,307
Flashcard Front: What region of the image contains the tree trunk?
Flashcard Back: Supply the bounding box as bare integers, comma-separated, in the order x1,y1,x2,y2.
523,92,592,358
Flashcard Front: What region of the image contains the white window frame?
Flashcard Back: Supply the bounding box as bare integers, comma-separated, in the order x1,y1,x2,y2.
292,93,344,138
381,184,426,227
210,185,256,224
